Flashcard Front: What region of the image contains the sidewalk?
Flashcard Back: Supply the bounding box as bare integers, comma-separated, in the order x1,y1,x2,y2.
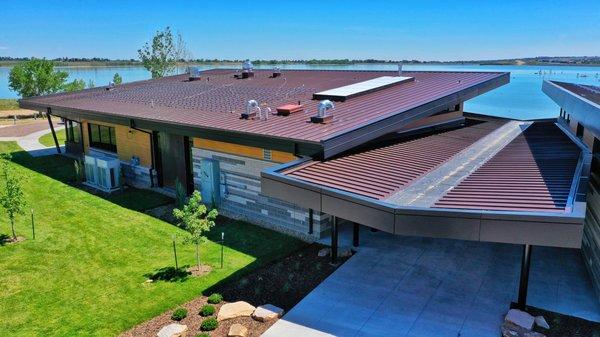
0,123,64,157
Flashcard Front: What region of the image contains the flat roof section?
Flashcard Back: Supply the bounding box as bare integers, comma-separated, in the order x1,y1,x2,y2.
435,122,581,212
20,69,509,157
551,81,600,106
312,76,413,101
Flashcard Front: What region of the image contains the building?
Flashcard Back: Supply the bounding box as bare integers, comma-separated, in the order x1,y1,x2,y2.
543,80,600,302
19,68,508,240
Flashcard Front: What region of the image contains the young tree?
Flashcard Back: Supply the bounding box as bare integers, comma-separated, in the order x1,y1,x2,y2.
62,79,86,92
138,26,189,78
8,58,69,97
0,155,26,240
172,190,218,271
113,73,123,85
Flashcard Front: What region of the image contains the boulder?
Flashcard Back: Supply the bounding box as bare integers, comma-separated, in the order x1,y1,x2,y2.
534,315,550,329
317,248,330,257
338,247,353,258
217,301,256,321
228,323,248,337
157,323,188,337
252,304,284,322
501,322,527,337
505,309,535,330
524,331,546,337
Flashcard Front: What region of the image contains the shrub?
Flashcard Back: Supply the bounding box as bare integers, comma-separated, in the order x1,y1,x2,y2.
200,317,218,331
196,334,210,337
171,307,188,321
199,304,215,317
207,293,223,304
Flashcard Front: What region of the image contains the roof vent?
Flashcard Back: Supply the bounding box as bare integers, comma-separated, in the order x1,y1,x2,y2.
241,100,260,119
241,59,254,79
106,82,115,91
189,67,202,81
310,100,334,123
397,63,403,76
272,67,282,78
276,103,303,116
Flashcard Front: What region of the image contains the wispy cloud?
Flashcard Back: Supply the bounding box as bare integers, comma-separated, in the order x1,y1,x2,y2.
0,46,9,50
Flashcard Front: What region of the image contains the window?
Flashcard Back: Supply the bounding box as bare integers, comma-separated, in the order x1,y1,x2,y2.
65,120,81,143
88,123,117,152
577,123,584,139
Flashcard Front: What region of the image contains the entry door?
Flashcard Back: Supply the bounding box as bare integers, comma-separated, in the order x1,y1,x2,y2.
156,132,188,190
199,159,220,206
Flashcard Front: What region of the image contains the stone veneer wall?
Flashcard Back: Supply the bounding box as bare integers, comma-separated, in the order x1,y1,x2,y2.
192,147,331,241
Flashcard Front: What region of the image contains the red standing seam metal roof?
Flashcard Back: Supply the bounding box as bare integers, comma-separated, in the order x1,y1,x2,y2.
551,81,600,105
20,69,506,144
283,119,506,199
435,122,580,212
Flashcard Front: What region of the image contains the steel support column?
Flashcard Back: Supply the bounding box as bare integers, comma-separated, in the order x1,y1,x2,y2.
308,209,314,235
517,244,532,310
331,216,338,264
353,222,359,247
46,108,61,154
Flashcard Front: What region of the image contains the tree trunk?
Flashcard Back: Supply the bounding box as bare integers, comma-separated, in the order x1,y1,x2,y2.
10,217,16,239
196,243,200,271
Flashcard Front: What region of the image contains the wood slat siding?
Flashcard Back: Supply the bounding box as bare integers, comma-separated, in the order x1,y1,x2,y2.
193,138,296,163
583,168,600,303
81,120,152,167
192,148,329,240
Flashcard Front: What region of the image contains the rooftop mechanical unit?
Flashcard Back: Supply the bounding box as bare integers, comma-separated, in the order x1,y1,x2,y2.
313,76,414,102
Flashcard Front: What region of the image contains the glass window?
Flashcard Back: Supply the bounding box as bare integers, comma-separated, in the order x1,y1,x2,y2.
88,123,117,152
65,120,81,144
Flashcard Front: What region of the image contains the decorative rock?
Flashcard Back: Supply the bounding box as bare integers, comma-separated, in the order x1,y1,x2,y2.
228,323,248,337
534,315,550,329
505,309,535,330
157,323,188,337
524,331,546,337
318,248,330,257
252,304,285,322
501,322,527,337
217,301,256,321
338,247,353,258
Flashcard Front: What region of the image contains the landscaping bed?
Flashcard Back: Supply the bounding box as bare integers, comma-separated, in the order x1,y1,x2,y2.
525,305,600,337
119,243,350,336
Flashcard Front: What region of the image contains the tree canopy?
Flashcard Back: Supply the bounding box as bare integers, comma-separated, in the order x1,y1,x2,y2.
8,58,87,97
138,26,190,78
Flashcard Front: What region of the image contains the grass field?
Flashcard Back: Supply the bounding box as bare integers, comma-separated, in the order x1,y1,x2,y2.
0,98,19,111
39,129,66,147
0,142,305,337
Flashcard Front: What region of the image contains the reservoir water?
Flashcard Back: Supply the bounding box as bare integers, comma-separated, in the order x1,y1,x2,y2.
1,63,599,120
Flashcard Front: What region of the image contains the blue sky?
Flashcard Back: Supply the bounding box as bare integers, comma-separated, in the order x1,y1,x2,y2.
1,0,599,61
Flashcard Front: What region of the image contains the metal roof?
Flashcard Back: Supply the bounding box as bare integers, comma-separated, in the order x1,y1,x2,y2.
435,122,580,212
20,69,508,157
549,81,600,106
261,119,589,248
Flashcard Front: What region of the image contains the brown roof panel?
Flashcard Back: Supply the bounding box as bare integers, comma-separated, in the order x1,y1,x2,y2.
551,81,600,105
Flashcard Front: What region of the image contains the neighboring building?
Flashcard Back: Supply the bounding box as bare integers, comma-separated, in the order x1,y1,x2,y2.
543,80,600,302
20,68,508,239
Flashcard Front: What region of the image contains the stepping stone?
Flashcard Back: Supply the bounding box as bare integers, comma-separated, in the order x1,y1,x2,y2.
157,323,188,337
217,301,256,321
228,323,248,337
505,309,535,330
534,315,550,329
252,304,284,322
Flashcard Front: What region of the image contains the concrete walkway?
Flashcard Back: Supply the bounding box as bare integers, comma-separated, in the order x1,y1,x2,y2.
0,124,64,157
263,225,600,337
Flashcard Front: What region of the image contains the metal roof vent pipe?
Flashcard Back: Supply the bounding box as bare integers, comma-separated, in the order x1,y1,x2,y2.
188,67,202,81
241,59,254,79
397,63,403,76
241,99,260,119
310,100,335,123
272,66,282,78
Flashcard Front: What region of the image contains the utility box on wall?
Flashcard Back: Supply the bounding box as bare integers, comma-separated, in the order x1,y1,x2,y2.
199,158,220,207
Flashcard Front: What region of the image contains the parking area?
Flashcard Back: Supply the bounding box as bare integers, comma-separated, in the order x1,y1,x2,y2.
262,225,600,337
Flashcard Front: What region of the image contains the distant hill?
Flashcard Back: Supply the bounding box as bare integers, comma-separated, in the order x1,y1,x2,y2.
1,56,599,67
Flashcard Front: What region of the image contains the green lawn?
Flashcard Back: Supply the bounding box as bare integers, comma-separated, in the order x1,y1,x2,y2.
39,129,66,147
0,98,19,111
0,142,305,337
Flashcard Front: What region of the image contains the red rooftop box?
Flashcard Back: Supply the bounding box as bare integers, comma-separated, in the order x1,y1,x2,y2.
276,104,304,116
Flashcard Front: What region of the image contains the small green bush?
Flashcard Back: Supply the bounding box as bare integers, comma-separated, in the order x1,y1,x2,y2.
199,304,215,317
195,334,210,337
200,317,218,331
171,307,188,321
207,293,223,304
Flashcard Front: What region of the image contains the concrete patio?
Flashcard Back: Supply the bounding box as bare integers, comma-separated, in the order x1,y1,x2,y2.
262,224,600,337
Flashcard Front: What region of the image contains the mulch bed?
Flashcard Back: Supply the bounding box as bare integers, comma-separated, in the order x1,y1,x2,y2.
119,243,350,336
0,235,26,245
523,305,600,337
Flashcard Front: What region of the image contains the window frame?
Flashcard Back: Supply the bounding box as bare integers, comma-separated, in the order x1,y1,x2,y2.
88,123,117,152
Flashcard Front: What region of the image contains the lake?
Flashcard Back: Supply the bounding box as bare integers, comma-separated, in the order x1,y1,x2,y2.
1,63,599,120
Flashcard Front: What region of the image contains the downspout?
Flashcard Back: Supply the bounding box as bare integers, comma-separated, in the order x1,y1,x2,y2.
129,120,156,188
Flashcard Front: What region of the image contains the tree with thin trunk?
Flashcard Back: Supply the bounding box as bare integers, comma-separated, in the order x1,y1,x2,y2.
113,73,122,85
0,154,26,240
172,190,218,271
138,26,191,78
8,58,85,97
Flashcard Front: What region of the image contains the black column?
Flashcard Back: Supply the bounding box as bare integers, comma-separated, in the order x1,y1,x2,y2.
517,244,532,310
308,209,314,235
46,108,61,154
331,216,338,264
353,222,359,247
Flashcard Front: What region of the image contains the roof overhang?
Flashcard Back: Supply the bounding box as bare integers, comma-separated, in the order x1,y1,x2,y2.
543,80,600,136
261,121,589,249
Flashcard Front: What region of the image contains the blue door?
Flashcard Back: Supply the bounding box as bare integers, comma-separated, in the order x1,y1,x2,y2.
199,159,220,206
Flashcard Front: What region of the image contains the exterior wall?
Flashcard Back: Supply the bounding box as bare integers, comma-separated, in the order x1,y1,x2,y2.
81,120,154,188
192,139,330,240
